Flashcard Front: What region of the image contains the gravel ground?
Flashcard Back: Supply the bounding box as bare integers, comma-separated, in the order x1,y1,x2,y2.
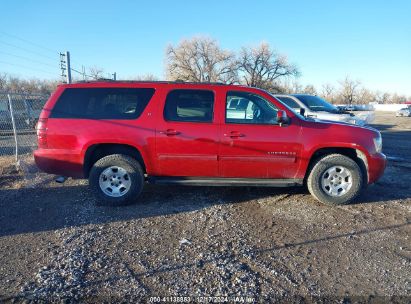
0,111,410,302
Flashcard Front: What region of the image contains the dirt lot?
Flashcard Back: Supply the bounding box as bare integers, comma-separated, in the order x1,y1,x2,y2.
0,112,410,302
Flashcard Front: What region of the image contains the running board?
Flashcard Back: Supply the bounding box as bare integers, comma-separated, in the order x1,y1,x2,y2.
148,177,303,187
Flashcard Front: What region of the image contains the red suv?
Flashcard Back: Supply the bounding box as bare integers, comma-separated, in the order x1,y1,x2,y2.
34,81,386,206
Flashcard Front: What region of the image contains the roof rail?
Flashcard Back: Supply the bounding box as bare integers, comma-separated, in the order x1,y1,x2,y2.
72,79,228,85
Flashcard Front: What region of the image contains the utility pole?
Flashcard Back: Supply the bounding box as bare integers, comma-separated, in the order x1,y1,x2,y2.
82,65,86,80
65,51,72,84
112,72,117,81
59,53,66,81
59,51,72,83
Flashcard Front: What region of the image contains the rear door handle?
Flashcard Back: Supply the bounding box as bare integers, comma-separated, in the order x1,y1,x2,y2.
159,129,180,136
224,131,245,138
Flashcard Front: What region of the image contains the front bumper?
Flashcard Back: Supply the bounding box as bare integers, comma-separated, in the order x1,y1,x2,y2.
368,152,387,184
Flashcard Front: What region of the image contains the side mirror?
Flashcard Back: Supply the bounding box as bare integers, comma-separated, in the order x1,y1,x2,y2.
299,108,305,116
276,110,289,126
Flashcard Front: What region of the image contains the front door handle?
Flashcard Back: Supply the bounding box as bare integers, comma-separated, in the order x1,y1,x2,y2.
160,129,180,136
224,131,245,138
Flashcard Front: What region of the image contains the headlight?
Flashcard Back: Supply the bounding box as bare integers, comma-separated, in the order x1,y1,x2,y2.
373,135,382,153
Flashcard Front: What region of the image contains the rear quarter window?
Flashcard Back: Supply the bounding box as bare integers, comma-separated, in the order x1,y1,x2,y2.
50,88,155,119
163,89,214,123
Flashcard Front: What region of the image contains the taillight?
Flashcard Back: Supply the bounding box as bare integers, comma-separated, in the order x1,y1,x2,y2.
36,118,48,148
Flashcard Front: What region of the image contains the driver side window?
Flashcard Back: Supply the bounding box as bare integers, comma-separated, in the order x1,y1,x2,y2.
225,91,278,125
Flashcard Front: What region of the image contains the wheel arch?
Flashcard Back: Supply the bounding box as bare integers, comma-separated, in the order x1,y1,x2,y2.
304,147,369,185
83,143,147,178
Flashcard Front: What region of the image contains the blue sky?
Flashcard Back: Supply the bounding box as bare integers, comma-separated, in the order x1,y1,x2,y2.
0,0,410,95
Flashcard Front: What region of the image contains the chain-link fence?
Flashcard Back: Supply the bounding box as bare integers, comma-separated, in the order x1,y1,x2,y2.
0,92,49,166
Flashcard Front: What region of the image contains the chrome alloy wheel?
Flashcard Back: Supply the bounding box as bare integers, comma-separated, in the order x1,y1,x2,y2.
321,166,353,197
99,166,131,197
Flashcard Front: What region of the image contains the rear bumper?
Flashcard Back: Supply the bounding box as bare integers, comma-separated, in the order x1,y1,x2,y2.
368,152,387,184
34,148,84,178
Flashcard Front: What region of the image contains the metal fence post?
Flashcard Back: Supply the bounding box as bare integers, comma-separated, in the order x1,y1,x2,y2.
7,94,19,165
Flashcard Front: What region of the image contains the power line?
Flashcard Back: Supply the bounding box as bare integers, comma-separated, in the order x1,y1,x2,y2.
0,50,57,69
70,67,96,79
60,52,99,82
0,32,115,81
0,40,57,61
0,60,57,76
70,61,99,79
0,31,58,55
59,52,99,82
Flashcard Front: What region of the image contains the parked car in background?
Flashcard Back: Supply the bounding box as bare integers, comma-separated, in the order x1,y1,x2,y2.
345,105,357,111
0,102,12,130
274,94,368,126
0,98,43,131
396,106,411,117
34,81,386,206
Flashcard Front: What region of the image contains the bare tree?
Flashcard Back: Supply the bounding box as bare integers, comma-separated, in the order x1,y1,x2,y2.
290,81,303,94
302,84,317,95
7,76,24,93
132,73,159,81
166,37,237,83
88,66,105,80
0,74,58,94
321,83,336,103
237,42,299,91
357,88,376,104
375,91,391,104
338,76,361,104
278,80,303,94
0,73,7,91
390,93,407,104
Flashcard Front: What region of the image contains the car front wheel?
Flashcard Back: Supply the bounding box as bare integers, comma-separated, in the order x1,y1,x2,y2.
89,154,144,206
307,154,364,205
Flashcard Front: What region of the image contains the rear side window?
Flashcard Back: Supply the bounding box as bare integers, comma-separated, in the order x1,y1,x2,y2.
50,88,155,119
164,90,214,123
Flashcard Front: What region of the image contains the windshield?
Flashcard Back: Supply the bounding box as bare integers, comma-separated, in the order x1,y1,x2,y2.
293,95,339,113
269,93,307,120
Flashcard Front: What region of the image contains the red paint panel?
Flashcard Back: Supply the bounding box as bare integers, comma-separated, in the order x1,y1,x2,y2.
33,81,386,186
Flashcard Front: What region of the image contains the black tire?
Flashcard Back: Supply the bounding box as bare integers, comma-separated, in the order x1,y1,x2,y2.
89,154,144,206
307,154,363,205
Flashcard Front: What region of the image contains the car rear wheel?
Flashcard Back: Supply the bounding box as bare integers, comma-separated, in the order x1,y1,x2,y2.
307,154,363,205
89,154,144,206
